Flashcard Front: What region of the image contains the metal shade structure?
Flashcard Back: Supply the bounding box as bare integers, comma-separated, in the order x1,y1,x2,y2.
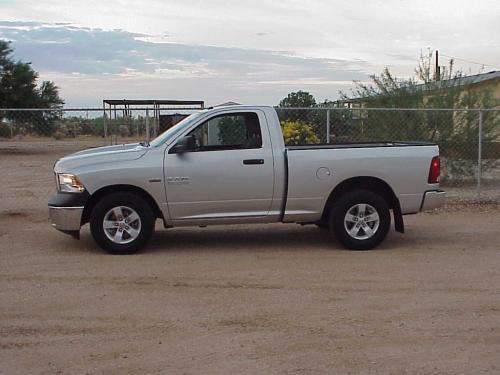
102,99,204,141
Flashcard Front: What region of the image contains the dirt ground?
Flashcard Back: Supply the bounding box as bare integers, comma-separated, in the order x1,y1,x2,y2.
0,140,499,375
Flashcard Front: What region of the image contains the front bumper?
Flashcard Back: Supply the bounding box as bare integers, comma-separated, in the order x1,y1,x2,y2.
49,206,84,231
48,192,89,234
420,190,446,211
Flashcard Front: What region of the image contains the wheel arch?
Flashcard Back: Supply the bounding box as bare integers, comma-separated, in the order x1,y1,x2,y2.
321,176,404,233
82,184,163,225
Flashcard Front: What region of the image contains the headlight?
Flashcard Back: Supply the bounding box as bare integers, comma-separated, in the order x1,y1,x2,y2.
57,173,85,193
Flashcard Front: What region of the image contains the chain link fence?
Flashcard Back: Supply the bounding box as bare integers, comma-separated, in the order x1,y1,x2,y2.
0,107,499,214
0,107,201,144
275,107,500,202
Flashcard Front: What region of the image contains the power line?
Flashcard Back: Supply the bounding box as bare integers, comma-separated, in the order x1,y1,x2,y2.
440,53,500,71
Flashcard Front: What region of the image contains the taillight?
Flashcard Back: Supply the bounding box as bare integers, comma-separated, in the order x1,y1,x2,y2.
428,156,440,184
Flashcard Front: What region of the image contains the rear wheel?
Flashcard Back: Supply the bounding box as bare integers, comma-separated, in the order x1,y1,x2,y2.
330,190,390,250
90,192,155,254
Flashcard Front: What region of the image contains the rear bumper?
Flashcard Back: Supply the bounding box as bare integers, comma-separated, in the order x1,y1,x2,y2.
420,190,446,211
49,206,84,231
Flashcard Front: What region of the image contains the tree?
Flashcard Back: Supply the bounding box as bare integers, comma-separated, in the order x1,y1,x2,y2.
341,50,500,181
0,40,64,135
0,41,13,75
278,91,323,137
279,90,316,108
34,80,65,135
217,116,246,145
0,49,39,109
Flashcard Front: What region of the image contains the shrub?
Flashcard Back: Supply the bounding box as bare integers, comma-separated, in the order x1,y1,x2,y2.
52,131,65,140
0,122,12,138
54,121,76,138
78,121,94,135
119,125,130,137
281,120,320,145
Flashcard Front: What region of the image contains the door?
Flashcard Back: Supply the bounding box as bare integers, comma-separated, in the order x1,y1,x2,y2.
164,110,275,221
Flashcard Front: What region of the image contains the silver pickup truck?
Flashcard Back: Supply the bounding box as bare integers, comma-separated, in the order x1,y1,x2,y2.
49,105,445,254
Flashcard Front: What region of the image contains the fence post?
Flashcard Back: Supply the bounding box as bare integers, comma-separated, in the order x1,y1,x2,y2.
103,107,107,144
145,107,150,143
477,110,483,201
326,109,331,144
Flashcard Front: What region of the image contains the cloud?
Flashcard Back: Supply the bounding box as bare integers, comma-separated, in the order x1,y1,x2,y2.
0,21,370,106
1,1,499,106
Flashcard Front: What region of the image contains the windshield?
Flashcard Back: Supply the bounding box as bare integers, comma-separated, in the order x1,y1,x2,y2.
149,112,204,147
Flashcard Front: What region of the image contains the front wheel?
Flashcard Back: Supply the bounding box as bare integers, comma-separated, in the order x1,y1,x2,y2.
330,190,391,250
90,192,155,254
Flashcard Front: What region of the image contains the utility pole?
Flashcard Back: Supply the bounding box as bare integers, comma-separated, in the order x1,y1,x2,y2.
435,50,440,81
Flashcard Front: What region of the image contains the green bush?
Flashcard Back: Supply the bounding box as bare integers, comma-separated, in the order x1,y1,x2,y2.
281,120,320,145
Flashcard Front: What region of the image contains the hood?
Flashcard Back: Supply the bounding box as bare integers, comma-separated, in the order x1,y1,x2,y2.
54,143,149,173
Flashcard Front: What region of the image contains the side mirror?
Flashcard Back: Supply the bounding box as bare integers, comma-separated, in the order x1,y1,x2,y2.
170,134,196,153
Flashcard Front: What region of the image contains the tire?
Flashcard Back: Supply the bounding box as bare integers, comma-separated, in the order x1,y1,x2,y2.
90,192,155,254
330,189,391,250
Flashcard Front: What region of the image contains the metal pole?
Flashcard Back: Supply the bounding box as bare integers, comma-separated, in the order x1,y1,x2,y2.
326,109,331,144
109,105,113,144
155,103,159,137
477,110,483,200
153,101,157,137
102,103,107,142
145,107,150,142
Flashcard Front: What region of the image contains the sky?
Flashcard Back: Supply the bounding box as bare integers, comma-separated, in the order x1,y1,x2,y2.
0,0,499,107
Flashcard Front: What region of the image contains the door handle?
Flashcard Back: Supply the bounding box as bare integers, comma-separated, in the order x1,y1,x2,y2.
243,159,264,165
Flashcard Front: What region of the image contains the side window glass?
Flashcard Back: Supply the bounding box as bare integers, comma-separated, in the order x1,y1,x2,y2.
190,112,262,151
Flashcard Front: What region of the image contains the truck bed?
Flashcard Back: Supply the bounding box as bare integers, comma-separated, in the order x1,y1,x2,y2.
283,142,440,222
